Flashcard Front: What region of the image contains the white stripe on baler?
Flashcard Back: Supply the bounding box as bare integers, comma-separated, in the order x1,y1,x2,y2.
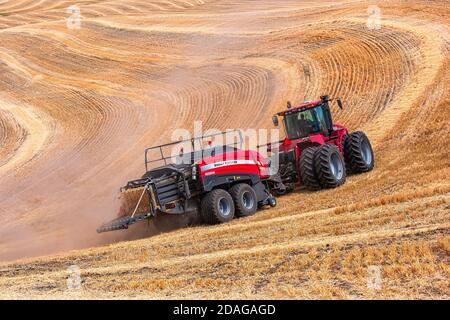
200,160,257,171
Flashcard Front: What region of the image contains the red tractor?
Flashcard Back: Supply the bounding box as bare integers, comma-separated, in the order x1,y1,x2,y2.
266,95,374,193
97,96,374,233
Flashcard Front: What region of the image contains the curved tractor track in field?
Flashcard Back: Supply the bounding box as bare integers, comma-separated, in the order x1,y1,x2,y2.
0,0,448,299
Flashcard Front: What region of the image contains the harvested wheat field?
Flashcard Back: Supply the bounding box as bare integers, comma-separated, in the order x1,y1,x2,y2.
0,0,449,299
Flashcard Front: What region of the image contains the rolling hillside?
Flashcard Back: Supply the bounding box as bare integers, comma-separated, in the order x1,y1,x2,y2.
0,0,449,299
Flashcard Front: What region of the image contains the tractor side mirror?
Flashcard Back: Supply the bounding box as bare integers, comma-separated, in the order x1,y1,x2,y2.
337,98,343,110
272,115,279,127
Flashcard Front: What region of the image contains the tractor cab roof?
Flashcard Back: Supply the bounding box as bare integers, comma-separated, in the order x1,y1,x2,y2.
277,99,322,116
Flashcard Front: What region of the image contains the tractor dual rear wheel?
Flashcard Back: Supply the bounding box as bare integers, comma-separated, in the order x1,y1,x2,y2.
201,189,235,224
343,131,375,173
314,144,347,188
299,147,322,190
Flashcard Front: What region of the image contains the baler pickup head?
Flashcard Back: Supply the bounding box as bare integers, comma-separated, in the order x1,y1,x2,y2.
97,212,151,233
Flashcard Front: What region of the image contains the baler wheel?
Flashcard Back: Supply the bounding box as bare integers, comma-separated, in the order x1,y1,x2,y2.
314,144,346,188
343,131,375,173
230,183,257,217
299,147,321,190
201,189,235,224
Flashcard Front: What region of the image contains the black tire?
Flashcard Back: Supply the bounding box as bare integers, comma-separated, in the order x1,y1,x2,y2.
342,134,351,170
229,183,258,217
200,189,235,224
268,197,277,207
343,131,374,173
299,147,321,190
314,144,346,188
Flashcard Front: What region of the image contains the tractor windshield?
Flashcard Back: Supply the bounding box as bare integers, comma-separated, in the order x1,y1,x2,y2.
283,105,327,140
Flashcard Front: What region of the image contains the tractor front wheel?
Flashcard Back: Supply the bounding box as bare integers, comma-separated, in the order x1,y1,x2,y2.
314,144,346,188
343,131,375,173
230,183,258,217
201,189,235,224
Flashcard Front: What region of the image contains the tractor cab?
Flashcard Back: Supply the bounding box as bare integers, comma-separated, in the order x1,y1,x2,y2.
272,95,342,140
